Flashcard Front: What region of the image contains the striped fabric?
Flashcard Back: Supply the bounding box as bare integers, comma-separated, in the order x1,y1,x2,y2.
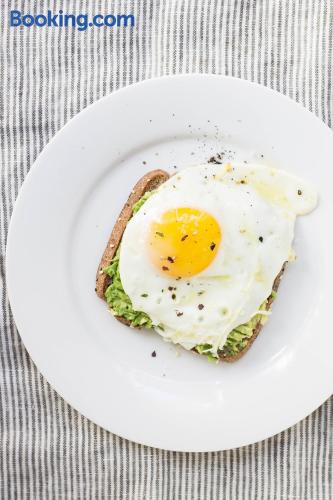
1,0,332,498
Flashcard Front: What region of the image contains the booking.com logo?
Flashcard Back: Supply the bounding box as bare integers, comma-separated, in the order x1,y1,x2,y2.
10,10,135,31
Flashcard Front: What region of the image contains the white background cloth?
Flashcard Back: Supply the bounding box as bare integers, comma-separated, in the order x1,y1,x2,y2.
0,1,332,498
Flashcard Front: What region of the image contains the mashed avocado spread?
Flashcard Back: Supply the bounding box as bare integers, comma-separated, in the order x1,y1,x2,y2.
103,191,276,360
103,191,154,328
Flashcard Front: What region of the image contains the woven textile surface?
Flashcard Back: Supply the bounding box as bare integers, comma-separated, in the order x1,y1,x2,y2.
0,1,332,498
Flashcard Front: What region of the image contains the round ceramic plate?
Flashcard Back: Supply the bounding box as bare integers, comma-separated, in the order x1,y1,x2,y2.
6,75,333,451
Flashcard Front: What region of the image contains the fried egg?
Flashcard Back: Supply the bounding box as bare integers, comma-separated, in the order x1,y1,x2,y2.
119,163,317,354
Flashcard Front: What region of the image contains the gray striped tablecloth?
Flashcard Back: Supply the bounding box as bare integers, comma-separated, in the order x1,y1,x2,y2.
1,1,332,498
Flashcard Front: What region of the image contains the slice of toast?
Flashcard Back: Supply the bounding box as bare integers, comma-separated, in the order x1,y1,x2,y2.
96,170,285,361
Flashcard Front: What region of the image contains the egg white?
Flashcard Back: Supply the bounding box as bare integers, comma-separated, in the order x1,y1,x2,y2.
119,163,317,353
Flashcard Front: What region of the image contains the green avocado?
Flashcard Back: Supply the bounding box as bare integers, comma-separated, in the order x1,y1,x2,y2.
103,249,153,328
103,191,276,360
103,190,155,328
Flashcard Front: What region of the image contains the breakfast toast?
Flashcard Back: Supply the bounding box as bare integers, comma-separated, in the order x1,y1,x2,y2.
96,169,285,361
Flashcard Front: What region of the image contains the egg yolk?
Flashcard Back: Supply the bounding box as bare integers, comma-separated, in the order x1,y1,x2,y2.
148,207,221,278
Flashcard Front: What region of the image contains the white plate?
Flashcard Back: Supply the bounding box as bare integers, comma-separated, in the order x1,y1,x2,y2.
6,75,333,452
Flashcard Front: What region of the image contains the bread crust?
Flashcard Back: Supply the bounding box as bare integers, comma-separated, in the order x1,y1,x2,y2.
95,169,170,299
96,170,286,362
